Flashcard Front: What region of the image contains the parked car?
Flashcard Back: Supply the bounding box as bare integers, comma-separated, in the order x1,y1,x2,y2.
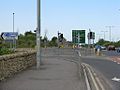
116,47,120,53
100,46,106,50
107,45,115,51
95,45,101,50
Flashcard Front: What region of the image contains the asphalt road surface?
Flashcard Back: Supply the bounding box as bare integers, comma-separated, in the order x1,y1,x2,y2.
80,49,120,90
102,50,120,57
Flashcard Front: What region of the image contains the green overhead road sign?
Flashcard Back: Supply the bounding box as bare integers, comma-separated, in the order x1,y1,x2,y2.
72,30,86,44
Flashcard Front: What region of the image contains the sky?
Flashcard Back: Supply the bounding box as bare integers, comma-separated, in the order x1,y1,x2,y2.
0,0,120,43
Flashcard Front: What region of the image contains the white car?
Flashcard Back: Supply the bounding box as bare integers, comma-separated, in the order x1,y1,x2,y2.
100,46,106,50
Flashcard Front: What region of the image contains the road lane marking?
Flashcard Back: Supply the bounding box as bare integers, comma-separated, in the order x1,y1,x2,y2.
78,51,81,56
76,50,82,56
82,63,106,90
117,63,120,64
82,64,91,90
112,77,120,82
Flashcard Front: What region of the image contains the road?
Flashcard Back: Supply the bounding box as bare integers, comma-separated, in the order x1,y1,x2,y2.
102,50,120,57
102,50,120,64
80,49,120,90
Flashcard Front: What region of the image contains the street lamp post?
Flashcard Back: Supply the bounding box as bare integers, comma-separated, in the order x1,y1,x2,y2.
13,13,15,32
36,0,41,69
13,13,15,50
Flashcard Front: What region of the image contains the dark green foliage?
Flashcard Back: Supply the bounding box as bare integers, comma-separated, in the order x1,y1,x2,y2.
48,37,58,47
17,31,36,48
0,31,59,55
0,38,14,55
96,39,111,47
96,39,120,47
0,48,14,55
17,31,58,48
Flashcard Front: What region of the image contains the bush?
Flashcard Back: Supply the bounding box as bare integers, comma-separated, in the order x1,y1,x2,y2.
0,48,14,55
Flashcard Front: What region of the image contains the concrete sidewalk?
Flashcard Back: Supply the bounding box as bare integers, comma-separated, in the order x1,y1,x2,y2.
0,48,86,90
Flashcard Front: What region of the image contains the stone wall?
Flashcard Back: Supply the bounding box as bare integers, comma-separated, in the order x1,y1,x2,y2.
0,50,36,81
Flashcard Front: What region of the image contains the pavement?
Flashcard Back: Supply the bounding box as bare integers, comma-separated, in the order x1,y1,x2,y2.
102,50,120,65
0,48,86,90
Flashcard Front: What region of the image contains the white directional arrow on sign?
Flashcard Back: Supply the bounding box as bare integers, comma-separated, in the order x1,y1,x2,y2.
1,33,4,39
1,32,18,40
112,77,120,82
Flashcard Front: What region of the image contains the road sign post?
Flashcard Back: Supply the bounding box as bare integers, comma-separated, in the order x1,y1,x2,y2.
1,32,18,49
1,32,18,40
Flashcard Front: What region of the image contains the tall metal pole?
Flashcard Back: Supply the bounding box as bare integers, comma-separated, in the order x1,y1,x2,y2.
97,34,102,41
44,29,47,48
58,31,59,48
101,31,107,40
109,27,111,42
78,33,80,47
13,13,15,50
88,29,91,48
106,26,114,42
36,0,41,69
13,13,15,32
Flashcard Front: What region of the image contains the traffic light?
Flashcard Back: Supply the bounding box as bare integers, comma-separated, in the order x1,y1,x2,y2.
58,34,63,42
61,34,63,39
90,32,92,39
89,32,95,39
93,32,95,39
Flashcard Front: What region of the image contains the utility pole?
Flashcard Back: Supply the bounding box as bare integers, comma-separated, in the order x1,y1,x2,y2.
101,31,108,40
36,0,41,69
106,26,114,42
97,34,102,41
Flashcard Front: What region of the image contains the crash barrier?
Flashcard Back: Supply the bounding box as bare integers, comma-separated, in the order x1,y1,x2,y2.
0,49,36,81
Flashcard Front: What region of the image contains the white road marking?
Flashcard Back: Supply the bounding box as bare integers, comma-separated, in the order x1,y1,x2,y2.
117,63,120,64
112,77,120,82
76,50,82,56
78,51,81,56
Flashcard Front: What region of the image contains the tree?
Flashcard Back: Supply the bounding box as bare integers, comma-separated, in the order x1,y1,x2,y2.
49,37,58,47
17,31,36,48
96,39,111,46
96,39,105,45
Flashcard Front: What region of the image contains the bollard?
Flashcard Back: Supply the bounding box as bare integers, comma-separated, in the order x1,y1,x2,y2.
97,48,101,56
94,48,96,54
